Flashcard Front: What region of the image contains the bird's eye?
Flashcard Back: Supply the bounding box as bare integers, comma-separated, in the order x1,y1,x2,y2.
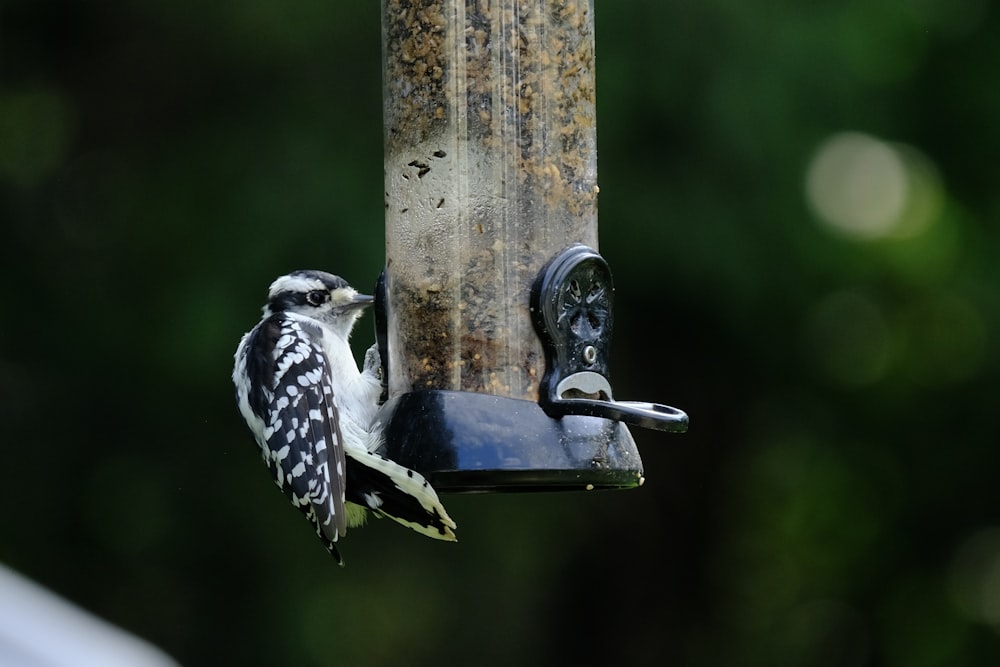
306,290,327,306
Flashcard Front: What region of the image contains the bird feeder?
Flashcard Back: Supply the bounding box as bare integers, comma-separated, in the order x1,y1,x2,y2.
374,0,686,492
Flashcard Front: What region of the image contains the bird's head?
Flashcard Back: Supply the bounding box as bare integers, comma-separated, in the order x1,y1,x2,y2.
264,270,374,338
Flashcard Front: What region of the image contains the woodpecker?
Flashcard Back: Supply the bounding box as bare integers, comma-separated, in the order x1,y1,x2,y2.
232,270,457,564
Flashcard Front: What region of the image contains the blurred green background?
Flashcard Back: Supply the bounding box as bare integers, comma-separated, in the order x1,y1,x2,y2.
2,0,998,665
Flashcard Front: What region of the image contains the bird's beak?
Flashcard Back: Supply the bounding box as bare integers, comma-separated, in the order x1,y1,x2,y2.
351,292,375,308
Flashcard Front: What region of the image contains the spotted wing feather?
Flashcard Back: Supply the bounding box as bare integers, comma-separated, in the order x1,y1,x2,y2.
241,314,348,558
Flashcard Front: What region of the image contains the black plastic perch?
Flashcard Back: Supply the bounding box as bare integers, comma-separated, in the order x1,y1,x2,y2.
531,245,688,432
374,0,686,492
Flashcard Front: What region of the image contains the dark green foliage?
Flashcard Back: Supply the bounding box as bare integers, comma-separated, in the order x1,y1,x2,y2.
2,1,998,665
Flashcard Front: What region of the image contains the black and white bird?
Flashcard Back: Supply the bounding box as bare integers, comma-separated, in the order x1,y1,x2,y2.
232,270,457,564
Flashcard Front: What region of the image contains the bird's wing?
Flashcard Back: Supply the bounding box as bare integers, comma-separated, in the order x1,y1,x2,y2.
242,314,349,547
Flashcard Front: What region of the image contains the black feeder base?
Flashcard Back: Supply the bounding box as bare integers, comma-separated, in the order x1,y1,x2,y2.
371,245,687,493
373,390,644,493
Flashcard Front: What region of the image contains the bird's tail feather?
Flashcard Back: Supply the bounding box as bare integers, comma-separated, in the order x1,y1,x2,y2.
345,450,457,542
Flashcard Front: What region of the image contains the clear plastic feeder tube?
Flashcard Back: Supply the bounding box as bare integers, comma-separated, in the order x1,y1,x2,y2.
382,0,598,401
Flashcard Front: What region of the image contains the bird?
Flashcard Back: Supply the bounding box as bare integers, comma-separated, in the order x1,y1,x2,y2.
232,269,457,564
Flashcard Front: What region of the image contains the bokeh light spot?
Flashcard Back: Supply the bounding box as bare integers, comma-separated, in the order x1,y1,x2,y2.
899,292,986,385
801,290,892,387
0,87,75,188
806,132,942,240
949,527,1000,628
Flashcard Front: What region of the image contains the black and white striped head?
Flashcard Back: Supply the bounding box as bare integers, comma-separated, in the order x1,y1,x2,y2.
264,270,374,337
